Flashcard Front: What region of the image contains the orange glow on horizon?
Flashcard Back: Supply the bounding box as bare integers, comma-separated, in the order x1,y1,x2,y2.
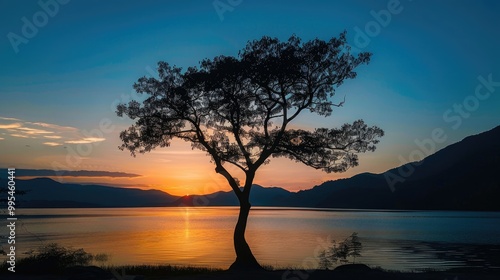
10,136,395,196
4,118,397,197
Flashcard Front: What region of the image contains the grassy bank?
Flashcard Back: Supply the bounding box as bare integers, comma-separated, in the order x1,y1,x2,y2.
2,243,499,279
114,265,499,280
2,262,499,280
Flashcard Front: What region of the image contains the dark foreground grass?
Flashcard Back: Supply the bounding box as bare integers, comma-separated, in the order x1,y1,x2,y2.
0,262,224,279
1,244,498,280
164,267,500,280
1,262,500,280
103,264,224,279
100,264,500,280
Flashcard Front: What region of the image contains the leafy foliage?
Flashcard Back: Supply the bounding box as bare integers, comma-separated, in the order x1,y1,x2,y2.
117,32,383,198
319,232,363,269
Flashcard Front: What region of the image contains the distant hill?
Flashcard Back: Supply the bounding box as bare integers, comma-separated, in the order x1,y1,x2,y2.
1,125,499,210
278,125,500,210
0,178,178,208
171,185,292,206
0,177,291,208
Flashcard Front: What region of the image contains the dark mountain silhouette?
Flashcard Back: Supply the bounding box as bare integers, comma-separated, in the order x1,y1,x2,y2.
0,177,291,208
2,125,499,210
171,185,292,206
276,172,394,209
278,125,500,210
0,177,177,208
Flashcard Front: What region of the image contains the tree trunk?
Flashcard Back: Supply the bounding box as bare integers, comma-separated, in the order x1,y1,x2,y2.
229,197,262,270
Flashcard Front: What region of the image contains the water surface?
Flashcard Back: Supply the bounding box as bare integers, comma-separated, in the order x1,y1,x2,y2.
2,207,500,271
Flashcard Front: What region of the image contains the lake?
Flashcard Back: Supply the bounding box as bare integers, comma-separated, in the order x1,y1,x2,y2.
2,207,500,271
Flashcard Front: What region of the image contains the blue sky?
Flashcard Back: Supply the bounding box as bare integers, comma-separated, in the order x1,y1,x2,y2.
0,0,499,195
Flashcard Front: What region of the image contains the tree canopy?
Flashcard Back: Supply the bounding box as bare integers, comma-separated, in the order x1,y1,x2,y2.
117,32,383,198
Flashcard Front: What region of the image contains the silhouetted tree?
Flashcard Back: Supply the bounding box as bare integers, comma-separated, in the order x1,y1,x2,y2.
319,232,363,268
348,232,362,263
117,32,383,270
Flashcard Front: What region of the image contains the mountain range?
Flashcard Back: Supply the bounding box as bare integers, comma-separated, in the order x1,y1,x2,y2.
2,125,499,210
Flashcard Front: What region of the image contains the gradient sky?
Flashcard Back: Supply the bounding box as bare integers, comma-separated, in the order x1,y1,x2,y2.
1,0,499,196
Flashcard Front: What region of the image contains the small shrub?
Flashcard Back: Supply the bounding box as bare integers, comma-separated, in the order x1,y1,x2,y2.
93,253,109,266
319,232,363,269
4,243,94,274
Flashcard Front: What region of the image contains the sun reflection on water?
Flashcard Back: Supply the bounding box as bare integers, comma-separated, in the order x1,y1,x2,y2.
7,207,500,270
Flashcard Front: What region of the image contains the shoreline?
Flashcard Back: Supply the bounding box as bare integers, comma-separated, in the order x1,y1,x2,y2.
1,264,500,280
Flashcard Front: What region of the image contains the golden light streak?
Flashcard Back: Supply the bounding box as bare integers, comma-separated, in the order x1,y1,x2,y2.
0,123,22,129
44,142,63,146
65,137,106,144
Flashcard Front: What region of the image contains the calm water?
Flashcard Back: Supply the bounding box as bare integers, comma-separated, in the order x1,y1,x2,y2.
2,207,500,271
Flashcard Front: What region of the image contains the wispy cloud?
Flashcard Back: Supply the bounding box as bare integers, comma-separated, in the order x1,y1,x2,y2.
0,117,22,121
27,122,77,132
65,137,106,144
17,127,54,135
44,142,63,146
10,134,30,138
6,169,141,178
0,117,106,145
0,123,21,129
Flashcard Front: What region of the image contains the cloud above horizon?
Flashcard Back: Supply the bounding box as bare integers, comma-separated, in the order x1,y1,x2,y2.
43,142,63,146
65,137,106,144
4,169,141,178
0,116,106,146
